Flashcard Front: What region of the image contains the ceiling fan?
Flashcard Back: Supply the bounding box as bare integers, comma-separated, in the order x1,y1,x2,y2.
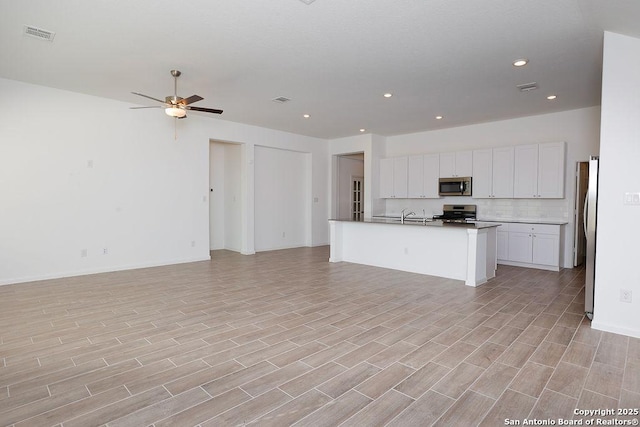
130,70,223,119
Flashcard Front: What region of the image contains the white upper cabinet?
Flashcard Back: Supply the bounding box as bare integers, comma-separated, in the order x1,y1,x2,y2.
471,149,492,198
537,142,565,198
380,157,408,198
379,158,394,199
514,142,565,198
381,142,563,201
513,144,539,198
407,155,424,198
472,147,514,198
408,154,440,198
439,151,472,177
492,146,515,198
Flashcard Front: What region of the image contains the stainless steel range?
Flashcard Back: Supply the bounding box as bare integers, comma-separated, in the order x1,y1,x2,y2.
433,204,477,223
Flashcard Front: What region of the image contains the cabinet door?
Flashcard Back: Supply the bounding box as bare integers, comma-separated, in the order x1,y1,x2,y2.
532,233,559,266
407,155,424,198
422,154,440,198
492,146,514,198
455,151,473,177
514,144,539,198
379,158,394,198
472,149,492,198
497,230,509,260
537,142,565,198
508,231,533,263
393,157,408,198
439,152,456,177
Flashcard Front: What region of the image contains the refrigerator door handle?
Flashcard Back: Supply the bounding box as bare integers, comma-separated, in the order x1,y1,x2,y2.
583,193,589,237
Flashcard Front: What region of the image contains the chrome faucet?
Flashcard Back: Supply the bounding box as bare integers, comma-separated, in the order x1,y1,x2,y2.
401,208,415,224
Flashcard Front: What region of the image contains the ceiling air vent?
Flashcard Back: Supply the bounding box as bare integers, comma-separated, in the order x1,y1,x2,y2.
272,96,291,104
24,25,56,41
517,82,538,92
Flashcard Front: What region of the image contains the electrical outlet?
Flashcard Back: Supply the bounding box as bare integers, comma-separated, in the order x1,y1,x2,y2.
191,240,196,247
282,232,286,238
404,247,409,255
620,289,632,303
81,249,87,258
102,248,108,255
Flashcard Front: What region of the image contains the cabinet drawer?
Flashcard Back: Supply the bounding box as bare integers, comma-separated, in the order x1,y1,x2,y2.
508,223,559,235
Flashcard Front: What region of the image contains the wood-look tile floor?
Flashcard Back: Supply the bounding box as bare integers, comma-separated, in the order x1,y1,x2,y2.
1,246,638,426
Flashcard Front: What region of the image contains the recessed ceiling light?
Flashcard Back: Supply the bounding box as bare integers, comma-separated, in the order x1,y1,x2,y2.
435,115,443,120
303,114,310,118
513,59,528,67
546,95,557,100
359,128,366,132
383,93,393,98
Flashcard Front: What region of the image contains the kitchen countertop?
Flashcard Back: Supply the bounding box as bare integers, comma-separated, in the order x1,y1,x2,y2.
475,218,569,225
330,218,500,229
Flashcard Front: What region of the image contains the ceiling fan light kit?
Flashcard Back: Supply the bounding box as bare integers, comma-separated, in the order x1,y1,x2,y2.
165,106,186,118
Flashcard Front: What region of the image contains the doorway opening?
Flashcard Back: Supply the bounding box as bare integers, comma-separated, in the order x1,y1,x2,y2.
335,153,364,220
209,140,243,253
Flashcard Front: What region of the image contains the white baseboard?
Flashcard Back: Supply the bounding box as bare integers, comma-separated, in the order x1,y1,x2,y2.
0,255,212,287
591,319,640,339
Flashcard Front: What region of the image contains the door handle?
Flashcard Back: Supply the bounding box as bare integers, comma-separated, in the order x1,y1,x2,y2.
583,193,588,236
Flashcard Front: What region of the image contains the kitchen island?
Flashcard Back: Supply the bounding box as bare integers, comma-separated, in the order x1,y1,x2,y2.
328,219,499,287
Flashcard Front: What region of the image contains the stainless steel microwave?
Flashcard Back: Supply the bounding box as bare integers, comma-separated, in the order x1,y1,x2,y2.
438,177,472,196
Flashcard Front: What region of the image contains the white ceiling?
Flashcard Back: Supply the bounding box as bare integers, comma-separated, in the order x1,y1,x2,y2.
1,0,639,139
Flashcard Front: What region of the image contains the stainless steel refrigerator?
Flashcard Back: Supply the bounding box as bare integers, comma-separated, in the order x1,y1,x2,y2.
584,156,599,320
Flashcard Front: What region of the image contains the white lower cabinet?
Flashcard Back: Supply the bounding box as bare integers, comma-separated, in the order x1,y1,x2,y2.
485,221,562,271
508,230,533,263
496,226,509,261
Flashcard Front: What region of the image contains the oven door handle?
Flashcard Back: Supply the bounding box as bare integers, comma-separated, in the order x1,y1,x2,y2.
460,181,464,193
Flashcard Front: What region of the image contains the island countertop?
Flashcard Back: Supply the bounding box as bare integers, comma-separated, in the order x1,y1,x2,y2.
330,218,501,229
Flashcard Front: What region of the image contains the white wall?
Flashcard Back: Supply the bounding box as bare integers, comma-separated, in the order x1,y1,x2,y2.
254,146,309,251
0,78,211,284
0,77,330,285
592,32,640,338
381,107,601,268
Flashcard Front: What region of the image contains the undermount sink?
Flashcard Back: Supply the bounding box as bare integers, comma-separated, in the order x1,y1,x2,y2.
373,216,433,223
403,217,432,222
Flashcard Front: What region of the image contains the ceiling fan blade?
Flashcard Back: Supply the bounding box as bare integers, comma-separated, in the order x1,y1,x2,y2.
178,95,204,105
187,106,223,114
129,106,162,109
131,92,166,103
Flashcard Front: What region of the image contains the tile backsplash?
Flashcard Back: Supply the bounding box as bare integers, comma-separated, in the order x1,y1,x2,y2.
383,197,571,221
